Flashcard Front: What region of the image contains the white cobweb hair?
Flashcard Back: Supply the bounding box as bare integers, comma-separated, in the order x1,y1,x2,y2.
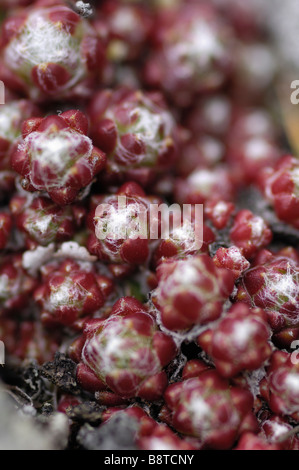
4,7,88,96
21,128,94,191
75,1,93,18
243,259,299,326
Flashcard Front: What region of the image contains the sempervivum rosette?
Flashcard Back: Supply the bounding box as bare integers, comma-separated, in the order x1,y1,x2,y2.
87,182,161,268
11,110,106,205
213,246,250,281
144,2,233,107
152,222,215,267
152,254,234,331
88,87,177,186
174,166,235,205
226,108,280,185
0,0,107,101
260,351,299,421
70,297,177,402
97,0,153,63
198,303,272,378
163,367,258,449
34,258,113,328
236,248,299,347
10,194,86,249
258,155,299,229
229,209,273,260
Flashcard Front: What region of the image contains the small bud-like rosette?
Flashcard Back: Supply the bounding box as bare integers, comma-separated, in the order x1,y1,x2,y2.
229,209,272,260
152,212,212,268
11,110,106,205
152,254,235,331
34,258,112,328
87,182,161,266
236,249,299,338
258,155,299,229
260,351,299,420
70,297,177,401
259,415,299,450
164,369,257,449
0,2,106,101
10,194,86,249
144,2,234,106
204,200,235,230
226,107,280,186
213,246,250,280
198,303,272,378
88,87,177,186
98,0,153,63
232,40,277,103
175,166,235,205
174,132,226,179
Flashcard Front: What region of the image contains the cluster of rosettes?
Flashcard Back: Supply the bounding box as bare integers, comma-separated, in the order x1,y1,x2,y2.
1,0,299,453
